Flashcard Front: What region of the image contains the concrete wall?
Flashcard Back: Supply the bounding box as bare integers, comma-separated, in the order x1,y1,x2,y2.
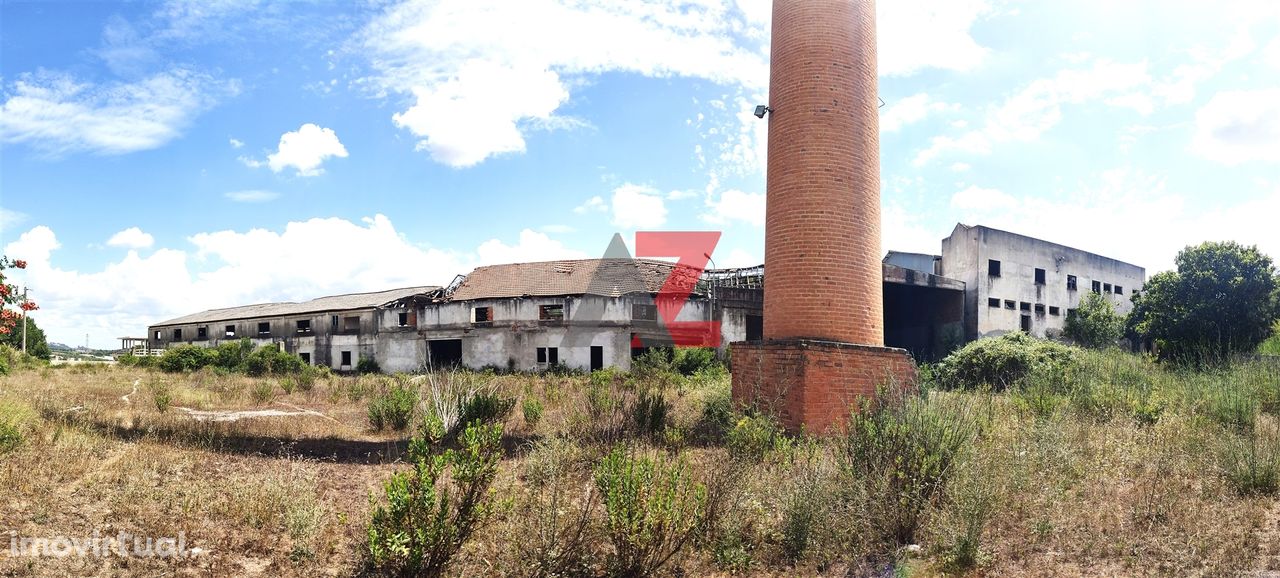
147,309,379,369
942,224,1145,340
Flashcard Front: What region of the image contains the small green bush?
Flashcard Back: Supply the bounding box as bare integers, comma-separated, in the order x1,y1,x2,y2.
673,347,720,376
158,345,216,373
368,384,418,431
522,398,543,428
726,413,785,463
250,381,275,405
149,381,173,413
367,422,504,576
214,338,254,370
838,390,979,546
1064,292,1124,349
632,390,668,437
457,391,515,431
696,387,734,441
0,421,22,453
933,332,1079,391
1220,427,1280,496
356,356,381,374
594,446,707,577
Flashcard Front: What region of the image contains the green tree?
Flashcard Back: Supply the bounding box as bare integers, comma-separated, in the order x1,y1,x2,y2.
1064,292,1123,349
0,316,50,360
1129,241,1279,365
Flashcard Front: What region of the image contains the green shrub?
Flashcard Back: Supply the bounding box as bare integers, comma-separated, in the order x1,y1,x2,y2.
0,421,22,453
1202,385,1258,432
838,390,979,546
367,422,503,575
368,383,418,431
250,381,275,405
214,338,254,370
726,413,785,463
696,386,735,441
673,347,720,376
158,345,216,372
594,446,707,577
632,390,668,437
1260,321,1280,356
522,398,543,428
933,332,1079,391
243,344,306,377
149,381,173,413
456,391,514,432
1220,427,1280,496
356,356,381,374
1064,292,1124,349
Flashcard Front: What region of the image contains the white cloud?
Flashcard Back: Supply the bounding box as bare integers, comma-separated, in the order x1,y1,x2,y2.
0,69,230,155
719,247,760,268
475,229,587,265
224,190,280,203
950,185,1016,211
1265,37,1280,70
0,208,28,234
611,184,667,229
881,93,957,133
248,123,349,176
702,189,765,227
106,227,155,249
229,137,244,148
573,196,607,214
878,0,991,77
915,58,1151,165
3,214,599,348
1190,88,1280,165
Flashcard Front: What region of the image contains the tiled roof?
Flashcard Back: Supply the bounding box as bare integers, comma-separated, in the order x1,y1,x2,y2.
152,286,441,326
448,258,699,301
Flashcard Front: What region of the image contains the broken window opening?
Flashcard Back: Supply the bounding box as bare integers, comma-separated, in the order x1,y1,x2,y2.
1035,268,1046,285
1104,283,1112,293
154,330,161,340
172,328,182,341
632,303,657,321
536,347,560,366
296,319,312,333
340,351,352,367
472,306,492,324
197,326,208,340
1067,275,1078,291
258,322,271,336
988,297,1000,308
1034,303,1045,315
1004,300,1016,310
225,325,236,338
1115,285,1123,295
988,259,1001,277
300,352,311,365
1020,314,1032,332
1049,306,1061,316
398,312,409,327
343,316,360,332
1092,280,1102,293
1019,302,1031,312
331,315,339,331
539,304,565,321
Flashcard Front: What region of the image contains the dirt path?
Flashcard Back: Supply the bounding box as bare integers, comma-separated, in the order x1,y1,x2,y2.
120,379,139,405
172,403,340,423
1255,498,1280,576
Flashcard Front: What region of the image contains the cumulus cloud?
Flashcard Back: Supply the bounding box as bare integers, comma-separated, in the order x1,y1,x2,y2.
878,0,991,76
229,137,244,148
106,227,155,249
881,93,958,133
242,123,348,176
1190,88,1280,165
611,184,667,230
573,196,607,214
4,214,589,348
224,190,280,203
0,69,231,155
702,189,765,227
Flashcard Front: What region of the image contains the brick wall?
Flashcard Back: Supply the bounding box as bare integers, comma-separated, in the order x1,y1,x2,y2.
762,0,883,346
731,339,916,433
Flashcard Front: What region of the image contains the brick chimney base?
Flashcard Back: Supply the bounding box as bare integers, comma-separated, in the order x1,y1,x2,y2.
730,340,917,433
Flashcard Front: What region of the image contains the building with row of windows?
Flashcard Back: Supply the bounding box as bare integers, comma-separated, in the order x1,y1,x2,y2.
143,223,1143,371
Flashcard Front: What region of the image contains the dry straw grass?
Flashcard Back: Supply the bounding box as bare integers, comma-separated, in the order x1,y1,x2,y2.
0,349,1276,576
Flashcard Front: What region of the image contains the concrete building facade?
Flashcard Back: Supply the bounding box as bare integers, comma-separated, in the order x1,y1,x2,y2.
938,223,1145,341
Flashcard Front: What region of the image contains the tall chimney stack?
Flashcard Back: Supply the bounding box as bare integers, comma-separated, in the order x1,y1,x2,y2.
731,0,916,432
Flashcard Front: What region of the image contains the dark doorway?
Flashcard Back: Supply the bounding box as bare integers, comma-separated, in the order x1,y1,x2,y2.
590,346,604,371
746,314,763,342
428,339,463,368
1020,314,1032,333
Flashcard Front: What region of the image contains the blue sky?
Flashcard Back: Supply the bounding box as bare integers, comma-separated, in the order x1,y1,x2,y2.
1,0,1278,348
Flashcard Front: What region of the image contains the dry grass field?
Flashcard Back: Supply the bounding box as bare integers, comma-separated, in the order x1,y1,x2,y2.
1,347,1279,577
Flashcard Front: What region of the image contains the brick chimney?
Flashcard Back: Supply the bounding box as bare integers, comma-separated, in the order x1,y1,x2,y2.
731,0,917,432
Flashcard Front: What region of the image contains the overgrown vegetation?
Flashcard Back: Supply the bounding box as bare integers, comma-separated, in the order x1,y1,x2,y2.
931,331,1078,391
1064,291,1124,348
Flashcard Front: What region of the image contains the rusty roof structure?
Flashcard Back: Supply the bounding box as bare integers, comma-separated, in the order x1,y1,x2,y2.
152,286,441,326
447,258,701,301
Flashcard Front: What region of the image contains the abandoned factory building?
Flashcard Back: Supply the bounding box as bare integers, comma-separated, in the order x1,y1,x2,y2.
145,223,1144,372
